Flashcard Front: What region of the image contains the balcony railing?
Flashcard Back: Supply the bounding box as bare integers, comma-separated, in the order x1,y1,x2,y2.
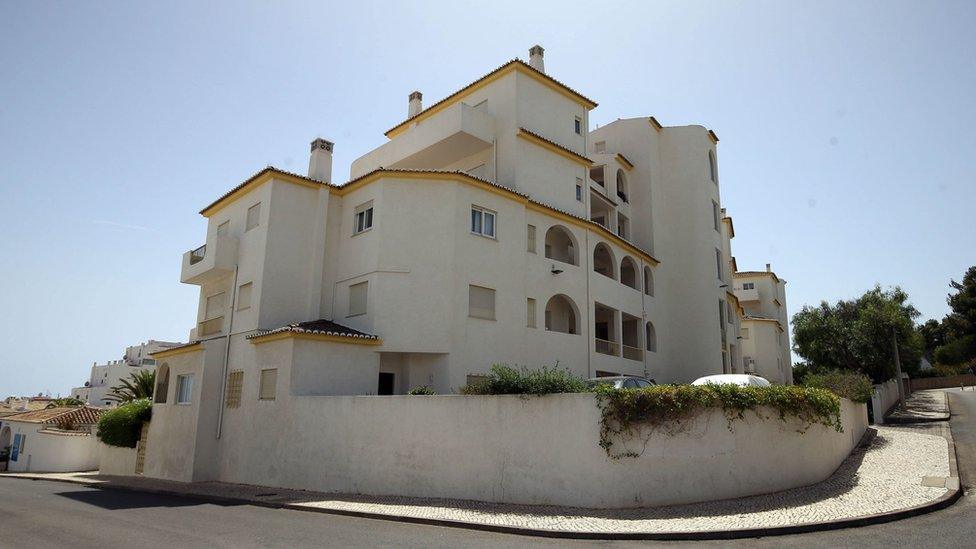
595,338,619,356
622,345,644,361
199,316,224,337
189,244,207,265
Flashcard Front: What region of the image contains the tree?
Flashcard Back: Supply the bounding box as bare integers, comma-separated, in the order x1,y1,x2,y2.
920,266,976,367
947,266,976,332
45,397,84,408
107,370,156,403
792,285,922,383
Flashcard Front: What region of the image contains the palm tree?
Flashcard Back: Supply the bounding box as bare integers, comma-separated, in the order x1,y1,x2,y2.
107,370,156,403
45,397,84,408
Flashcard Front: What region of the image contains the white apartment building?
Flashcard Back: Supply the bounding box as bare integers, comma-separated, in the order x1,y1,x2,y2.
733,266,793,384
145,47,790,480
70,340,180,406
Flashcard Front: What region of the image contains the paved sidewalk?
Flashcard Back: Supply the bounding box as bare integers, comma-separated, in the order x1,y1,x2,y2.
886,389,951,423
1,423,957,538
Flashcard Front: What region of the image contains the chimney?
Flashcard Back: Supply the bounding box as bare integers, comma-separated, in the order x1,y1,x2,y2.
766,263,771,272
308,138,334,183
529,44,545,73
408,91,423,118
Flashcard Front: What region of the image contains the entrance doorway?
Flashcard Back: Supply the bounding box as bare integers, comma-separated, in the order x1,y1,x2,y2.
378,372,395,395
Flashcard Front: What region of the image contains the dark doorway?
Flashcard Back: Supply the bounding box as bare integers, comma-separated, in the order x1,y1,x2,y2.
377,372,395,395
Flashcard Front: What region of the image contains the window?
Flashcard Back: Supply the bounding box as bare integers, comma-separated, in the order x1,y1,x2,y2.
237,282,253,311
354,202,374,234
594,141,606,153
141,358,156,366
643,266,654,296
576,178,583,202
708,151,717,183
645,322,657,352
246,203,261,231
176,374,194,405
259,369,278,400
468,285,496,320
205,292,226,319
574,116,582,135
470,206,496,238
743,282,755,290
217,221,230,237
712,200,720,232
715,249,724,281
719,300,726,328
526,224,536,253
527,298,537,328
741,328,750,339
225,371,243,408
348,281,368,317
727,301,734,323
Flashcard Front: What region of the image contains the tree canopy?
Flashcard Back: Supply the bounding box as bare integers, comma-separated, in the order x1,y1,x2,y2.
792,285,922,383
921,266,976,367
107,369,156,403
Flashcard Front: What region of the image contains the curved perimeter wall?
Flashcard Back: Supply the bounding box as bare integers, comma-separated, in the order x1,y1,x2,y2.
153,394,867,508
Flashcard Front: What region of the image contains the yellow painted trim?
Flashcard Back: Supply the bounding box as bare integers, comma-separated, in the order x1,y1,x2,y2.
385,62,596,139
708,129,720,144
648,116,663,131
201,171,326,218
733,271,781,284
249,331,383,346
774,298,782,307
517,129,593,167
150,343,204,359
615,154,634,171
722,216,735,238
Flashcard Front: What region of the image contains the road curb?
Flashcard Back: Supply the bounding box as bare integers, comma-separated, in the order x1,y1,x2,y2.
1,414,963,541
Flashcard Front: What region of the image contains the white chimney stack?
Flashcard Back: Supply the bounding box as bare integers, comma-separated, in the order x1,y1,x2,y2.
408,91,423,118
308,138,334,183
528,44,545,73
766,263,771,272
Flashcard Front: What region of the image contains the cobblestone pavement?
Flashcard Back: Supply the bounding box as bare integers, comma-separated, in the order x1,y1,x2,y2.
3,423,952,534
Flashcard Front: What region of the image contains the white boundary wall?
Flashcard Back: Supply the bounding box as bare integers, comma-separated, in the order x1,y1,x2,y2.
171,394,868,508
98,443,138,476
871,378,901,424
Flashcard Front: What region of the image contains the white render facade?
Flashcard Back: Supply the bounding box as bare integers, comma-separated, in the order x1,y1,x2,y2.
70,340,180,406
733,268,793,384
145,46,791,481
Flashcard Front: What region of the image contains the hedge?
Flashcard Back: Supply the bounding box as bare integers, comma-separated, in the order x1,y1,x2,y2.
96,398,152,448
801,370,874,403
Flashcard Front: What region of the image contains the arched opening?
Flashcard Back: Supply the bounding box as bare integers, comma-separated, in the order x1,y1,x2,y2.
645,322,657,352
593,243,615,279
544,225,578,266
0,426,11,451
643,266,654,296
708,151,717,183
620,257,639,289
154,363,170,404
545,294,579,335
616,169,629,203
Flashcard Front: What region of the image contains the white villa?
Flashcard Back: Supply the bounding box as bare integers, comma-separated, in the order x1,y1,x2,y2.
733,267,793,383
70,340,180,406
145,46,792,481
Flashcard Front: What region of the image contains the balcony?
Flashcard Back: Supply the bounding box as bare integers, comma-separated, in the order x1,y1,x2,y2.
180,235,238,285
595,338,619,356
198,316,224,337
735,287,760,302
622,345,644,361
350,101,495,176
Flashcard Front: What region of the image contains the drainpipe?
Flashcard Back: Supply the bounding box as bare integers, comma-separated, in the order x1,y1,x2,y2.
215,264,239,439
585,230,592,379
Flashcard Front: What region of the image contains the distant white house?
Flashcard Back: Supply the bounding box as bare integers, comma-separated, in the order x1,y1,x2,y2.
70,340,181,406
0,406,103,472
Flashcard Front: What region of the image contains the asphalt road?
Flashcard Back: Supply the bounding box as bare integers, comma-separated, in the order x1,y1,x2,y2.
2,390,975,549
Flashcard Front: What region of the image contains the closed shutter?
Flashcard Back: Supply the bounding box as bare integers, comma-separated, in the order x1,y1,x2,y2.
526,225,536,253
348,281,368,316
526,298,536,328
259,369,278,400
468,285,495,320
225,371,243,408
246,203,261,231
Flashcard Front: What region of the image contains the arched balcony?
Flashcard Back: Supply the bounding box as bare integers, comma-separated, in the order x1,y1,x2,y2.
545,294,580,335
620,256,639,289
593,243,616,280
544,225,578,266
644,266,654,296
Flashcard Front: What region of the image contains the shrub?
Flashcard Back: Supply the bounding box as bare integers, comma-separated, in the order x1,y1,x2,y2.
596,384,843,459
934,335,976,366
407,385,436,395
801,370,873,403
458,364,588,395
96,399,152,448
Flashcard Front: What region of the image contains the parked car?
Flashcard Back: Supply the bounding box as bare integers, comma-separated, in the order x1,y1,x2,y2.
690,374,770,387
587,376,657,389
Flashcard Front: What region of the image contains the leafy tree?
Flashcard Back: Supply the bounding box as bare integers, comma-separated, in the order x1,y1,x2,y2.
792,285,922,383
107,370,156,403
920,266,976,367
948,266,976,332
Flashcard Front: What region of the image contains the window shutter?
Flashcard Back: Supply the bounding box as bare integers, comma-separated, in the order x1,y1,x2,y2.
246,203,261,231
527,298,537,328
259,369,278,400
225,371,243,408
468,285,496,320
526,225,536,253
348,281,368,316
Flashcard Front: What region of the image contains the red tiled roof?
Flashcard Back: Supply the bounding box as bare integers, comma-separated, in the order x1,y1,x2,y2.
199,167,336,215
518,127,593,165
2,406,103,425
247,319,379,341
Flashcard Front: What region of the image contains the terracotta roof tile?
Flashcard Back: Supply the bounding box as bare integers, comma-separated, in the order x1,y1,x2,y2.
247,319,379,341
518,127,593,165
199,167,335,215
2,406,103,425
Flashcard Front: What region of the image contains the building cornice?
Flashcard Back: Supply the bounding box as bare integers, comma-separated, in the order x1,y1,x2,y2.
200,167,333,218
722,216,735,238
615,153,634,171
708,129,720,144
648,116,663,131
248,331,383,346
384,60,597,139
517,128,593,167
733,270,781,283
150,342,204,359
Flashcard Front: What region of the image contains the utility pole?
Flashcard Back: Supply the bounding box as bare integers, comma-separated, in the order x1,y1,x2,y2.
892,327,905,408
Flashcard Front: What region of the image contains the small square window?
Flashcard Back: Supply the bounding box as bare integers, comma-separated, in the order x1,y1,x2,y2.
348,281,368,317
743,282,755,290
217,221,230,236
354,202,374,234
574,117,582,135
259,369,277,401
468,285,496,320
205,292,226,320
246,203,261,231
176,374,194,405
470,206,496,238
576,178,583,202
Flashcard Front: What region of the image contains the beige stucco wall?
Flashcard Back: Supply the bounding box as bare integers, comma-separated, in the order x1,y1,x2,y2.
98,442,138,476
150,393,865,508
2,422,99,473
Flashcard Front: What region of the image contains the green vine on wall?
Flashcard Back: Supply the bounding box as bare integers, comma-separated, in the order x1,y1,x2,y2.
594,384,844,460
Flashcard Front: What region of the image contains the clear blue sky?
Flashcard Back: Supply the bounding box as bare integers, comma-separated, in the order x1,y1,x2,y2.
1,1,973,397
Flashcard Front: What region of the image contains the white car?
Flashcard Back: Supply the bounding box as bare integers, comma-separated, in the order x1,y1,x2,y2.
690,374,771,387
